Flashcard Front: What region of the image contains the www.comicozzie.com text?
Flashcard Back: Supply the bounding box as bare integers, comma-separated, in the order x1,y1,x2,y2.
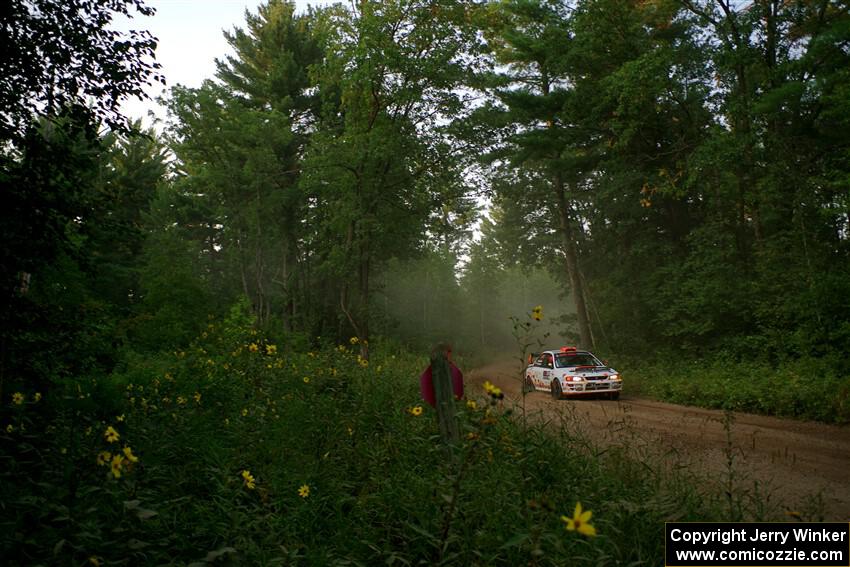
669,527,848,546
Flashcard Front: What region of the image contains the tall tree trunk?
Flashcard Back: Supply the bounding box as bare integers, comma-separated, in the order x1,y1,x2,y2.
237,232,250,302
340,219,368,357
358,238,370,360
554,172,594,350
281,238,294,333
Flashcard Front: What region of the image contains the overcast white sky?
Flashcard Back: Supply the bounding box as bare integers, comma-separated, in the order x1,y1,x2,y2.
118,0,337,127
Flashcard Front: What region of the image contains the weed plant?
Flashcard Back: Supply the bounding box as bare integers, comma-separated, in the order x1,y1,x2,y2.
1,308,793,565
622,357,850,423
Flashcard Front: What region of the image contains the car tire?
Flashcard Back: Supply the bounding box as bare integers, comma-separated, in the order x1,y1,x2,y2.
523,376,534,393
551,380,562,400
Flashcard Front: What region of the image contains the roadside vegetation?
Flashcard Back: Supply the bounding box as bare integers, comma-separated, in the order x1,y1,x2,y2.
621,356,850,424
2,308,804,565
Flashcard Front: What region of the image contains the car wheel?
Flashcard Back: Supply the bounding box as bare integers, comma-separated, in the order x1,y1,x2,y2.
551,380,562,400
523,376,534,393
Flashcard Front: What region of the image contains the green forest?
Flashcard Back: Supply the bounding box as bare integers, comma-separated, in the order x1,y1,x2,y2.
1,0,849,564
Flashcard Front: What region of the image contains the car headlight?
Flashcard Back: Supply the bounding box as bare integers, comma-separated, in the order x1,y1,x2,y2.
609,374,620,381
571,376,582,382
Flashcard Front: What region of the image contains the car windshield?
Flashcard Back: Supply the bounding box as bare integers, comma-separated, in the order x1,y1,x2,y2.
554,353,602,368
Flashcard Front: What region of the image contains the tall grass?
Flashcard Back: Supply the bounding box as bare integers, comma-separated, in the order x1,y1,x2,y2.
1,317,802,565
621,357,850,424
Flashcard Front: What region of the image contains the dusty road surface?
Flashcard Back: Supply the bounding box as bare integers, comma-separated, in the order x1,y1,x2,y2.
467,359,850,520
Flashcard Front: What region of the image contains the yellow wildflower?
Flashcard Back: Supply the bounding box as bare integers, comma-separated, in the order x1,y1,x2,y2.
104,425,120,443
409,406,423,417
123,446,139,463
532,305,544,321
96,451,112,466
241,408,248,417
466,399,478,410
298,484,310,498
266,344,277,355
303,376,310,384
241,469,256,489
12,392,24,405
33,392,42,402
349,336,359,345
561,502,596,537
248,343,259,353
177,396,187,405
193,392,201,403
111,454,124,478
482,381,503,399
89,556,101,566
6,424,13,433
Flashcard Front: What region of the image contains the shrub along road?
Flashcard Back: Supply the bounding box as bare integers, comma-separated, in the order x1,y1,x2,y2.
468,360,850,520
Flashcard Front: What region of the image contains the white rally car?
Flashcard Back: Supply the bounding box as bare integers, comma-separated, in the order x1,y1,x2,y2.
524,347,622,400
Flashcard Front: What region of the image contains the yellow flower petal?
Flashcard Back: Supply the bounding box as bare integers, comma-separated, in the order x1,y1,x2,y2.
123,446,139,463
562,502,596,537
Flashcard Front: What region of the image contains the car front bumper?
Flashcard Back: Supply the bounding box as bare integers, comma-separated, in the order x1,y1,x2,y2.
563,381,622,394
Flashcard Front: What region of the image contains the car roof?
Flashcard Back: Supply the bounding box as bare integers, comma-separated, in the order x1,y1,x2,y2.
544,349,594,355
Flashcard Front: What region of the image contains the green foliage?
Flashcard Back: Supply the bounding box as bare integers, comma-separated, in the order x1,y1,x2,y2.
624,357,850,424
1,317,769,565
469,0,850,363
0,0,163,141
298,0,480,347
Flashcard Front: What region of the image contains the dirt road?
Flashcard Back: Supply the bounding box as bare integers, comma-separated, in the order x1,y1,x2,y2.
467,360,850,520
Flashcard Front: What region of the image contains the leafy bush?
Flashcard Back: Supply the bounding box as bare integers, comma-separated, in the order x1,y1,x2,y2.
1,318,790,565
623,356,850,424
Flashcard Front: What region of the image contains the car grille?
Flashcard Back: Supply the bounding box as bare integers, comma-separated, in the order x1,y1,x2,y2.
584,375,606,381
